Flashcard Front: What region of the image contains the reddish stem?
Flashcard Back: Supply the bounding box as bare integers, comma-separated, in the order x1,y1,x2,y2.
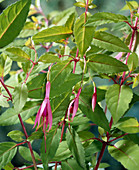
108,133,128,143
54,162,58,170
14,163,42,170
109,76,118,84
94,142,107,170
121,9,139,85
15,141,27,147
125,82,133,86
5,84,15,89
85,0,89,22
109,117,113,129
24,64,35,84
18,114,38,170
0,78,12,101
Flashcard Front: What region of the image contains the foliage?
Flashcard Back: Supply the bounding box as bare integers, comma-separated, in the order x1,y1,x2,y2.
0,0,139,169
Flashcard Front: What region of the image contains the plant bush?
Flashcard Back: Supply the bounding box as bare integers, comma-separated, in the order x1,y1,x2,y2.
0,0,139,169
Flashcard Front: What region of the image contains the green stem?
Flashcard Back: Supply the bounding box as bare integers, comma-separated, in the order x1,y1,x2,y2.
18,114,38,170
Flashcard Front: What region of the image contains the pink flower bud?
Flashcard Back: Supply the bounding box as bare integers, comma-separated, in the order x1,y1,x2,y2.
92,86,97,112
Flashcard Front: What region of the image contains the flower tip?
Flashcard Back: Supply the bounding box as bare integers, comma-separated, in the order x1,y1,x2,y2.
92,92,97,112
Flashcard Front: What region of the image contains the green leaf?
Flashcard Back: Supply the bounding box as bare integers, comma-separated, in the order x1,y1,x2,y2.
69,117,90,126
66,128,86,169
41,129,61,169
85,141,102,162
0,142,17,169
27,130,43,141
108,140,139,170
121,1,138,10
3,162,14,170
106,84,133,124
0,95,9,107
0,53,12,77
65,13,76,30
6,47,30,62
88,3,97,9
38,52,60,63
19,146,40,162
78,131,94,141
7,130,24,142
0,0,31,48
51,72,82,98
86,12,128,26
13,83,28,113
93,31,130,52
27,73,46,99
86,45,103,56
99,163,110,168
52,7,75,26
78,131,94,147
0,101,40,126
33,26,72,44
124,134,139,145
74,13,95,56
52,92,70,123
114,117,139,133
74,2,86,8
80,102,110,132
61,159,84,170
88,54,128,74
52,141,71,161
50,61,72,97
127,52,138,71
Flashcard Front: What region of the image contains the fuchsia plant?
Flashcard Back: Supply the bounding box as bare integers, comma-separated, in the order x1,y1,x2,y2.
0,0,139,170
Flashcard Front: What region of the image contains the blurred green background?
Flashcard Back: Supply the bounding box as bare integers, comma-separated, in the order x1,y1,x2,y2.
0,0,139,169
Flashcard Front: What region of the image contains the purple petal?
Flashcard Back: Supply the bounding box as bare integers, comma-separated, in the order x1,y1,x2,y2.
47,99,53,131
45,114,49,130
76,88,82,98
33,107,41,128
45,81,51,99
37,98,47,123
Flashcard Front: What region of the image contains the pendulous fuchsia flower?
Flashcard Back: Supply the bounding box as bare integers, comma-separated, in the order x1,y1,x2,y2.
92,85,97,112
68,88,82,121
33,81,52,132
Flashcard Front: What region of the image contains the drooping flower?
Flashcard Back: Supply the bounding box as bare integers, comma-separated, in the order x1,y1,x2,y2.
68,88,82,121
33,81,52,132
92,85,97,112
